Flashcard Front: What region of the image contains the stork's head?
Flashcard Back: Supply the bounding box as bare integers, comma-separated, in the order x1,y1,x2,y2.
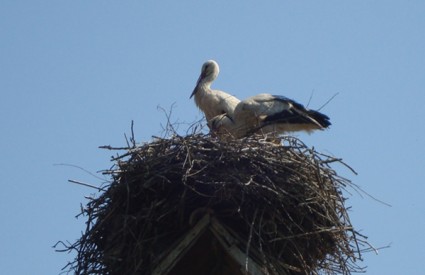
208,113,241,139
208,113,234,133
190,60,220,98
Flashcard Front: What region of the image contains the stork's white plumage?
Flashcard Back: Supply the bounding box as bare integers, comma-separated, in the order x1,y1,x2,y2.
190,60,240,123
210,93,331,138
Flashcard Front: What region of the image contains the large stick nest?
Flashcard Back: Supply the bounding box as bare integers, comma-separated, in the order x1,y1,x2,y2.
60,132,369,275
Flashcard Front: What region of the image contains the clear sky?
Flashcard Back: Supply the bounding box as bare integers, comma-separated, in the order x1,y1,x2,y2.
1,1,424,274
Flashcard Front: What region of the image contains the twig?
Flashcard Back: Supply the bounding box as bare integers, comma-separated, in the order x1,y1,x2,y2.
68,179,105,192
318,92,339,111
54,163,107,182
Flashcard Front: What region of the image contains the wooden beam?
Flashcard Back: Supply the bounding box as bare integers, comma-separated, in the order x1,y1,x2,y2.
152,214,211,275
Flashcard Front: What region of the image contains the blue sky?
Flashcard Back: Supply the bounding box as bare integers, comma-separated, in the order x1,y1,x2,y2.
1,1,424,274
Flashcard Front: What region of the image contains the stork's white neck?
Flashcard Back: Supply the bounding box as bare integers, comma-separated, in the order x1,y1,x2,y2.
197,80,212,91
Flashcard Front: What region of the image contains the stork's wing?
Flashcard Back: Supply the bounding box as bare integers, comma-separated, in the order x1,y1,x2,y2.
214,90,241,115
262,95,331,129
240,94,291,116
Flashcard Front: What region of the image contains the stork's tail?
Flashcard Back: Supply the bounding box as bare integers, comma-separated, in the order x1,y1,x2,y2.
305,109,331,128
262,107,331,131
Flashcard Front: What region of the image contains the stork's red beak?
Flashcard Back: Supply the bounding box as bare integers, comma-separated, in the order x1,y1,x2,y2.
190,86,198,98
190,72,205,99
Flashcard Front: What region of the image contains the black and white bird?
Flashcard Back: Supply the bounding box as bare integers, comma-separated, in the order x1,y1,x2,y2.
209,93,331,138
190,60,240,123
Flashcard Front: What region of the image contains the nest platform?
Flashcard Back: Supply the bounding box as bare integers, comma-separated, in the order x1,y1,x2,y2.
61,133,368,275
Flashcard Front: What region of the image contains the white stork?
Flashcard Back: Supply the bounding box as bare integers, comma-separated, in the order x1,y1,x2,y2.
209,93,331,138
190,60,240,123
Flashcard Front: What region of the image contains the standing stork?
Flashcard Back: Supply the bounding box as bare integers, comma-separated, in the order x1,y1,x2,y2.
210,93,331,138
190,60,240,123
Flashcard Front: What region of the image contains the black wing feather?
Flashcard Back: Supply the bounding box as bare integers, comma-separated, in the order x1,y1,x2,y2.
264,96,331,128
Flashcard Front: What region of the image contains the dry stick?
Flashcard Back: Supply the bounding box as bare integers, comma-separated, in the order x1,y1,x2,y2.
245,208,258,274
350,182,392,207
318,92,339,111
54,163,107,182
68,179,105,191
130,120,136,147
306,90,314,108
99,145,132,150
157,103,179,136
